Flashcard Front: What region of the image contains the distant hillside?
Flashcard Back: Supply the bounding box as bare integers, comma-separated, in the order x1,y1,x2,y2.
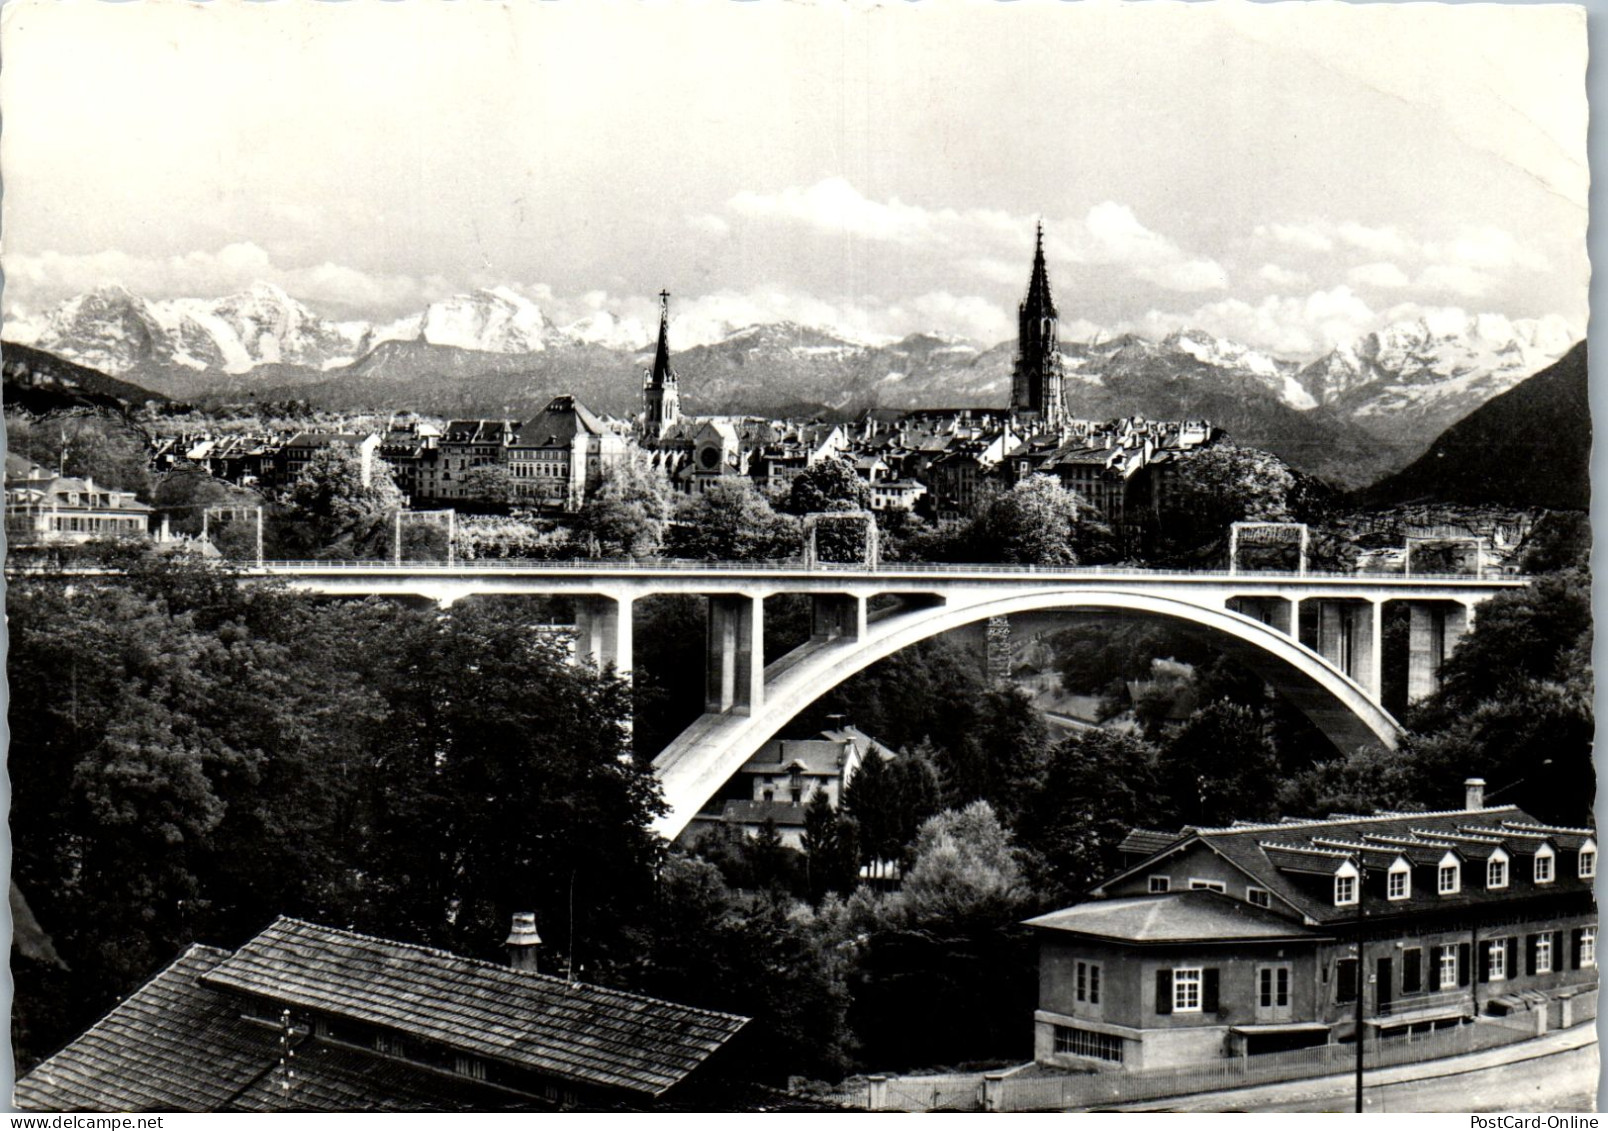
1360,341,1588,510
2,341,168,414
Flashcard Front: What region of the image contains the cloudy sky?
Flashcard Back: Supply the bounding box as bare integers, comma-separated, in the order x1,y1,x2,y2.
0,1,1588,357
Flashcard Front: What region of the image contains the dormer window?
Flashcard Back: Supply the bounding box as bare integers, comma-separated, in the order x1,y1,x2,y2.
1387,858,1411,900
1580,840,1597,879
1486,849,1509,890
1534,844,1555,884
1334,861,1359,906
1438,852,1461,895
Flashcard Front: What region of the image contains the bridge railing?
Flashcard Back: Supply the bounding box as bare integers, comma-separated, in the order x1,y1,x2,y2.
5,556,1527,583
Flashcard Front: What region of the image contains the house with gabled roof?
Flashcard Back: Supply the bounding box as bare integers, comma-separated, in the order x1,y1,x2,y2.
1026,780,1597,1072
15,916,749,1113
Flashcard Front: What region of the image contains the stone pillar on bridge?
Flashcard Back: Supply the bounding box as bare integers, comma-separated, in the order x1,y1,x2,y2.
706,595,764,715
1406,601,1470,704
573,595,634,674
810,593,867,642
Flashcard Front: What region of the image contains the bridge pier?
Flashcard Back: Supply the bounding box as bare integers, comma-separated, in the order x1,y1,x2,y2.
1227,596,1293,636
811,593,867,641
706,595,764,715
574,595,633,674
1406,601,1470,703
1299,598,1382,699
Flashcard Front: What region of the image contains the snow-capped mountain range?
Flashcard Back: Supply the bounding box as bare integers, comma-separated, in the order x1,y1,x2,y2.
3,281,1580,489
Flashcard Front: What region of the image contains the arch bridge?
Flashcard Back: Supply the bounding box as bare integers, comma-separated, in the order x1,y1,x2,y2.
212,560,1523,838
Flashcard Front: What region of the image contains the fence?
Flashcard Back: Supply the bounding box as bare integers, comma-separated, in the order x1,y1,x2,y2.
823,1012,1551,1112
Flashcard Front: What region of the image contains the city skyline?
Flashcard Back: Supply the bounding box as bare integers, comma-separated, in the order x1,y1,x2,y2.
0,1,1589,356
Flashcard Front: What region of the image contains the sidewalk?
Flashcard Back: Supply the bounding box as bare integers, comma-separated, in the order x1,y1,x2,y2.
1084,1020,1599,1112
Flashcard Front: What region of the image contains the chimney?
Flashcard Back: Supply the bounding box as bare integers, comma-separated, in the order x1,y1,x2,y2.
1464,778,1486,811
505,912,542,973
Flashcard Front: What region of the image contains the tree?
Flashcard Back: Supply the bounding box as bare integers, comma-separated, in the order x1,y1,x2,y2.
456,463,518,510
1156,442,1298,563
965,475,1113,565
6,411,155,498
578,450,674,558
283,444,404,557
1015,729,1163,905
665,478,799,561
786,456,871,516
802,793,861,903
1393,567,1593,825
1156,699,1283,828
901,802,1026,923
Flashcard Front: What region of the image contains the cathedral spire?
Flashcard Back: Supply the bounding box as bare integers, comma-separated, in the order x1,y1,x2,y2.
642,289,682,438
650,289,677,387
1024,220,1056,320
1010,221,1065,428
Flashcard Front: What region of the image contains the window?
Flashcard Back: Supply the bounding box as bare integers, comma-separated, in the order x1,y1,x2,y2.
1258,966,1291,1008
1486,939,1508,982
1173,968,1203,1012
1189,879,1225,893
1580,929,1597,969
1336,958,1358,1003
1053,1025,1123,1063
1388,860,1411,900
1438,853,1461,895
1246,887,1271,908
1535,934,1554,975
1148,876,1171,893
1075,961,1102,1005
1487,851,1508,890
1439,947,1459,991
1534,845,1555,884
1580,842,1597,879
1334,862,1359,906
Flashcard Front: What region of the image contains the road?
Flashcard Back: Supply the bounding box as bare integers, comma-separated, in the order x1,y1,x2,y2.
1259,1043,1599,1113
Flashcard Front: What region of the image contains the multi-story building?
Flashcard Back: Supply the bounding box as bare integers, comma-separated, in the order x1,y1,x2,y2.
271,432,381,491
5,456,151,545
1028,781,1597,1072
687,726,896,849
507,396,625,512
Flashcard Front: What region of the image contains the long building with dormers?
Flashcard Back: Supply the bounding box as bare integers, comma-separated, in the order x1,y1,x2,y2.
1026,780,1597,1072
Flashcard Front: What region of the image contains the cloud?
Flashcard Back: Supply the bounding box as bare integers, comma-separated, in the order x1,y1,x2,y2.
1347,262,1411,289
1257,263,1308,289
1415,263,1496,298
667,285,1009,347
1256,222,1333,253
1335,222,1413,259
686,213,730,236
1124,286,1381,357
1425,226,1549,272
4,242,456,319
723,179,1224,293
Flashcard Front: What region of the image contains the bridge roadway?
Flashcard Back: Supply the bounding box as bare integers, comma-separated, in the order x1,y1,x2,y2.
19,558,1526,837
220,559,1525,838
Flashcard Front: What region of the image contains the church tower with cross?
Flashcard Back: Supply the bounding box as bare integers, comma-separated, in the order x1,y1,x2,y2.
642,289,683,438
1009,222,1066,429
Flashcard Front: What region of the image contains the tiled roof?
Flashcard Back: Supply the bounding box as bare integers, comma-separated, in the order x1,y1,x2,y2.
1025,891,1323,944
1105,806,1595,927
15,945,274,1112
199,918,747,1097
227,1042,505,1113
740,737,850,776
1118,828,1184,857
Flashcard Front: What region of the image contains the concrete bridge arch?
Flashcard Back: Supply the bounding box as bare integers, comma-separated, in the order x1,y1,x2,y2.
653,587,1403,838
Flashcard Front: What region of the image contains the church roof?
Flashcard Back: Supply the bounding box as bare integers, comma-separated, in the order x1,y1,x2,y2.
1022,221,1057,319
